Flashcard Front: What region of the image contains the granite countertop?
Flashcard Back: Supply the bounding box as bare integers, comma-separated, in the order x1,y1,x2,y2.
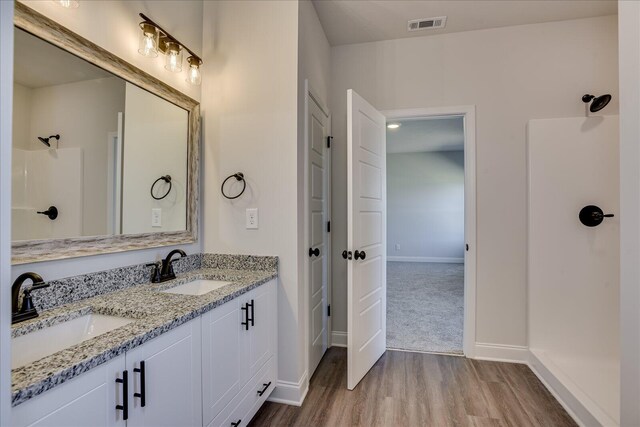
11,267,277,407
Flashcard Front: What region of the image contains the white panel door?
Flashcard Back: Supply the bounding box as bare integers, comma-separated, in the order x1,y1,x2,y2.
346,89,387,390
126,319,202,427
308,92,330,377
11,354,126,427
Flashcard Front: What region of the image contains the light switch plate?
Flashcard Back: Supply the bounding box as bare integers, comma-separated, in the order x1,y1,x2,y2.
246,208,258,229
151,208,162,227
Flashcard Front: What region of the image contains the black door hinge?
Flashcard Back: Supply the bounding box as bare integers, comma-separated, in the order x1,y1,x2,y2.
466,244,469,251
327,305,331,317
327,221,331,233
327,136,333,148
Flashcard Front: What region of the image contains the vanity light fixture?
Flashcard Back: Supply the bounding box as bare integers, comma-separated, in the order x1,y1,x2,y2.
138,23,159,57
53,0,79,8
137,13,203,85
186,56,202,85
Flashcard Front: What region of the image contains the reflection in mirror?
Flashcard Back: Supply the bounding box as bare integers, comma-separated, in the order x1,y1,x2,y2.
12,28,188,242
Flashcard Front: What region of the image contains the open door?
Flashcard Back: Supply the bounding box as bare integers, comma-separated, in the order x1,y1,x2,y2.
346,89,387,390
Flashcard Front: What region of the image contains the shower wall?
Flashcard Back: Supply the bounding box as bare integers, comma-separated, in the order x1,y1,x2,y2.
12,148,83,241
528,115,619,426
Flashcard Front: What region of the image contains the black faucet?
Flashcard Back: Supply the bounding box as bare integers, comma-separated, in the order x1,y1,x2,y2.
147,249,187,283
12,272,49,324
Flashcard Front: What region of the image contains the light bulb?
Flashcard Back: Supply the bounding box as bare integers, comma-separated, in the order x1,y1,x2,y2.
164,42,183,73
186,57,202,86
54,0,79,8
138,23,159,58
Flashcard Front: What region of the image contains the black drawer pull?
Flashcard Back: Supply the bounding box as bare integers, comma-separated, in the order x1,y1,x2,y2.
134,360,146,407
248,299,255,327
257,381,272,396
231,420,241,427
115,370,128,420
241,303,249,330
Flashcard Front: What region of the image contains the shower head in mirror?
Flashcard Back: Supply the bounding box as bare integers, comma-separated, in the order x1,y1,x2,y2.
37,134,60,148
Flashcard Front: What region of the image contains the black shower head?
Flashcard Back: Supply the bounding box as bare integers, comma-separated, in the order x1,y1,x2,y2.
37,134,60,147
582,94,612,113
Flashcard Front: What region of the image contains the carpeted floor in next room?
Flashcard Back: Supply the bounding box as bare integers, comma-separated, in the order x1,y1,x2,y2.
386,262,464,354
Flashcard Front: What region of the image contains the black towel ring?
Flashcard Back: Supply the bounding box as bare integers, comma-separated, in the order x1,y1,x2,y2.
151,175,172,200
221,172,246,200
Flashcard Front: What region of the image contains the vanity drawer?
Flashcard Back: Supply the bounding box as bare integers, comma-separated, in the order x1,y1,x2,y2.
207,356,275,427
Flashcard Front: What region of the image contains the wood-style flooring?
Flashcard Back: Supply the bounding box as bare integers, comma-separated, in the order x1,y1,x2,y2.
250,347,576,427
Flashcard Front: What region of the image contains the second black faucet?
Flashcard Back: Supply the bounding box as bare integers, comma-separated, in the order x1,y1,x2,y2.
147,249,187,283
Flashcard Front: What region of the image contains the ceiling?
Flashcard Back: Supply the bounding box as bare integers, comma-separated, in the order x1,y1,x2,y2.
14,28,113,89
386,116,464,154
312,0,617,46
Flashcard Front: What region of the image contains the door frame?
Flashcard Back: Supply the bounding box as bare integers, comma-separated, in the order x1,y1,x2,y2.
303,80,332,378
382,105,477,357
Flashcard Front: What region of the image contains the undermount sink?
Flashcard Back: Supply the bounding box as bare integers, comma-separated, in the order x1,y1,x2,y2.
12,314,132,370
160,279,232,296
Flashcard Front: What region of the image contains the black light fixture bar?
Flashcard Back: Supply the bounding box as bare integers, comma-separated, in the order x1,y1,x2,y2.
139,13,202,64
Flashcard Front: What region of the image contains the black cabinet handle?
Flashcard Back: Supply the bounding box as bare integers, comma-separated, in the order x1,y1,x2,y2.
257,381,272,396
248,299,255,327
134,360,146,407
354,250,366,260
342,250,352,260
231,420,241,427
308,247,320,257
116,370,128,420
241,303,249,330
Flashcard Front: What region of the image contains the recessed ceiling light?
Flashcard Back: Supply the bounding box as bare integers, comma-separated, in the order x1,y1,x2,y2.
387,123,401,129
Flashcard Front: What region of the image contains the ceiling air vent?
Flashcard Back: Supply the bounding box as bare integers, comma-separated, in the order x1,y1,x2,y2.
408,16,447,32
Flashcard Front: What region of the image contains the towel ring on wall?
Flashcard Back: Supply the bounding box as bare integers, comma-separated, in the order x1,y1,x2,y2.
150,175,172,200
221,172,246,200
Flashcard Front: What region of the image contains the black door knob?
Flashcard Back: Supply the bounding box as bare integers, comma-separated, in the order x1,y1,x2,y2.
37,206,58,220
308,247,320,257
342,250,352,260
354,250,366,260
579,205,614,227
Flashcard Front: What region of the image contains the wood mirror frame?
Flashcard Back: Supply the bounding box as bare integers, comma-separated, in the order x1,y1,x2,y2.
12,2,200,264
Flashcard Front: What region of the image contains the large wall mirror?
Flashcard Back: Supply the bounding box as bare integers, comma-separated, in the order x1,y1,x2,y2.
12,3,200,264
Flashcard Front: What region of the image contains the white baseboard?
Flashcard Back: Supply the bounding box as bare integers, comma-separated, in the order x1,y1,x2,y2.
267,371,309,406
472,342,529,363
331,331,347,347
387,256,464,263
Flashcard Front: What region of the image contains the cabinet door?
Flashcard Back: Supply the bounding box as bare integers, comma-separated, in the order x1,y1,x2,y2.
245,280,276,378
126,318,202,427
202,298,244,426
12,354,127,427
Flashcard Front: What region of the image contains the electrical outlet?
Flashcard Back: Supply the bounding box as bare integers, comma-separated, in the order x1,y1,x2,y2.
246,208,258,229
395,244,400,251
151,208,162,227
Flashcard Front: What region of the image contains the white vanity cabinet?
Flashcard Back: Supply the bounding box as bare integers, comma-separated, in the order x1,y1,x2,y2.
202,279,277,427
11,280,277,427
11,354,128,427
11,319,202,427
125,319,202,427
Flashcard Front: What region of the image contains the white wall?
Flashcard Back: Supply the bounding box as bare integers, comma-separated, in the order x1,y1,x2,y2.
122,83,188,234
387,151,464,262
618,1,640,425
11,1,203,281
0,1,14,423
200,0,304,402
330,15,619,346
